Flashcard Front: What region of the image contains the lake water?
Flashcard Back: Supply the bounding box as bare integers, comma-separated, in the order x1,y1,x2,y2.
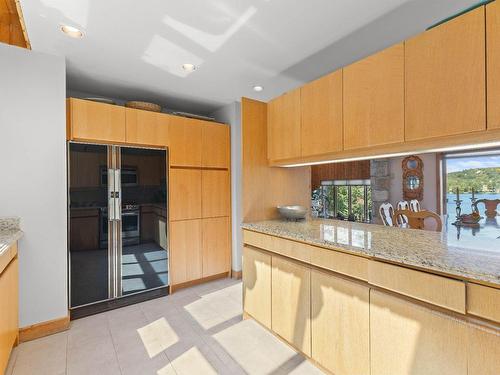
446,193,500,216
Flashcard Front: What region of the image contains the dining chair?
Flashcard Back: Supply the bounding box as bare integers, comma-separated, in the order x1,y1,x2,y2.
392,209,442,232
396,201,410,224
473,199,500,218
379,203,394,226
409,199,421,212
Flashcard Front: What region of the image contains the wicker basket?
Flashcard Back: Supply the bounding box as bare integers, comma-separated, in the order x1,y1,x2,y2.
125,101,162,112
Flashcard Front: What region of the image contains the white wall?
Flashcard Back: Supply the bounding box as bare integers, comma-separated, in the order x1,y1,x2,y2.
210,102,242,272
389,153,438,213
0,44,67,326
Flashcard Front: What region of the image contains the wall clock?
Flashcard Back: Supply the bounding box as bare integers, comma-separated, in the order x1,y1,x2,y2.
402,155,423,201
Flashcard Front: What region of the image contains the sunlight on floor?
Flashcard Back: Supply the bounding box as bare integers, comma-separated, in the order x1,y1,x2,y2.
137,317,179,358
160,347,217,375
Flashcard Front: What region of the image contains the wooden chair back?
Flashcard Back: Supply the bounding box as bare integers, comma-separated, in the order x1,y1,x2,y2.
473,199,500,218
410,199,421,212
392,209,442,232
379,203,394,226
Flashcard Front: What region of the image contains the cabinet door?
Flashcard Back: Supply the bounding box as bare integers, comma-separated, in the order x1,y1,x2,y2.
344,44,404,149
169,168,201,221
169,116,202,167
267,88,301,161
125,108,169,146
0,257,18,374
202,170,230,218
271,256,311,356
370,290,467,375
202,122,230,168
170,220,202,284
202,217,230,277
242,246,271,328
69,98,126,142
405,7,486,141
467,324,500,375
311,270,370,375
300,70,343,156
487,1,500,130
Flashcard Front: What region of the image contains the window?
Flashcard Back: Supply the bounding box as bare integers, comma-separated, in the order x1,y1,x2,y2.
312,179,372,222
442,150,500,215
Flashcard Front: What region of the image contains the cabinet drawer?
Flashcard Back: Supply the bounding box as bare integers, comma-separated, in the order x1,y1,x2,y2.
369,261,466,313
310,247,368,281
243,230,311,263
467,283,500,323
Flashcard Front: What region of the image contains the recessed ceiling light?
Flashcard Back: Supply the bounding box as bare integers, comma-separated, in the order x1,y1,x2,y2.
61,25,83,38
182,63,197,72
253,85,264,92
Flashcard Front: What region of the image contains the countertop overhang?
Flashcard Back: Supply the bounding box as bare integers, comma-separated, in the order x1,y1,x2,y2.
242,218,500,287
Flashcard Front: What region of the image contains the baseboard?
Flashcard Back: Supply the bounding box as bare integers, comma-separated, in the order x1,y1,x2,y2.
231,269,242,279
171,272,230,293
19,315,70,343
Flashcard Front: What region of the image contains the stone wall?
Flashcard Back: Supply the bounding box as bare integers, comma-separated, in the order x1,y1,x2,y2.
371,159,390,224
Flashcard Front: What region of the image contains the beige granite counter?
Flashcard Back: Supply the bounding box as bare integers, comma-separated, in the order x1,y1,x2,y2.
242,218,500,287
0,217,23,255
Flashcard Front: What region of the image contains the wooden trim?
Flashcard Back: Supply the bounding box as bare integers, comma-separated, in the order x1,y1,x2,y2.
13,0,30,49
231,270,242,279
170,272,230,293
19,315,70,343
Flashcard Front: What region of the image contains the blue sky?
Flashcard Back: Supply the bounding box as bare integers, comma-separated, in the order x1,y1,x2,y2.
446,155,500,173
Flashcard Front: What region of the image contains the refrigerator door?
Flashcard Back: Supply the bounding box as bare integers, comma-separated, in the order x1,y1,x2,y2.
68,143,112,308
118,146,169,297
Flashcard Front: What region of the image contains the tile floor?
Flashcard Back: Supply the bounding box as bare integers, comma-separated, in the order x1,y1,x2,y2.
6,278,324,375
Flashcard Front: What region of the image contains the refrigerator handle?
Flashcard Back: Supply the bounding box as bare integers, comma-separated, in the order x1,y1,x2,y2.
108,168,115,221
114,169,121,220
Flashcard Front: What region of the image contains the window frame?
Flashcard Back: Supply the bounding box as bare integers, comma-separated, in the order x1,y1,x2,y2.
320,179,372,222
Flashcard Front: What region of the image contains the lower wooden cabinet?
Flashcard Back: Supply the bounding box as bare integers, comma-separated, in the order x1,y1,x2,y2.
242,246,272,329
370,290,467,375
0,256,18,374
201,170,230,218
311,270,370,375
170,219,202,284
169,168,202,221
202,217,230,277
467,323,500,375
271,256,311,356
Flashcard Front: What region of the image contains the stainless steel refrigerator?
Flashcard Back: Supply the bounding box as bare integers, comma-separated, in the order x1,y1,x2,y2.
68,142,168,317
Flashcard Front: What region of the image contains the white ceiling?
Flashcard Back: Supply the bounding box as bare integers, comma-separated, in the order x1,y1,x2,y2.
21,0,480,114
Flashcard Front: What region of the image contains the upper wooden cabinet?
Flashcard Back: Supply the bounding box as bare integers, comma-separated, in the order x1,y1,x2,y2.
202,170,230,218
300,71,343,156
405,7,486,141
487,1,500,130
68,98,126,143
125,108,169,146
169,168,202,221
344,44,405,149
267,88,301,161
169,116,202,167
202,122,230,168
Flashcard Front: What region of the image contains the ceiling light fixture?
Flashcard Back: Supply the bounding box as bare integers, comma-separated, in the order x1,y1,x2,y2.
182,63,197,72
253,85,264,92
61,25,83,38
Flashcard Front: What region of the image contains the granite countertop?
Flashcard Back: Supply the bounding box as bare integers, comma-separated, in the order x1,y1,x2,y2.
0,217,23,255
242,218,500,287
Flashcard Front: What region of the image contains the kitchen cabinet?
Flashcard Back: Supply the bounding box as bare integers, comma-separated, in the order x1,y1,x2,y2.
300,70,343,156
344,43,404,149
0,246,18,374
242,246,272,329
68,98,126,143
169,116,202,167
467,323,500,375
201,170,230,218
125,108,169,146
271,255,311,356
170,219,202,284
311,269,370,375
405,7,486,141
202,217,230,277
169,168,202,221
267,88,301,161
202,122,230,168
370,290,467,375
487,1,500,130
